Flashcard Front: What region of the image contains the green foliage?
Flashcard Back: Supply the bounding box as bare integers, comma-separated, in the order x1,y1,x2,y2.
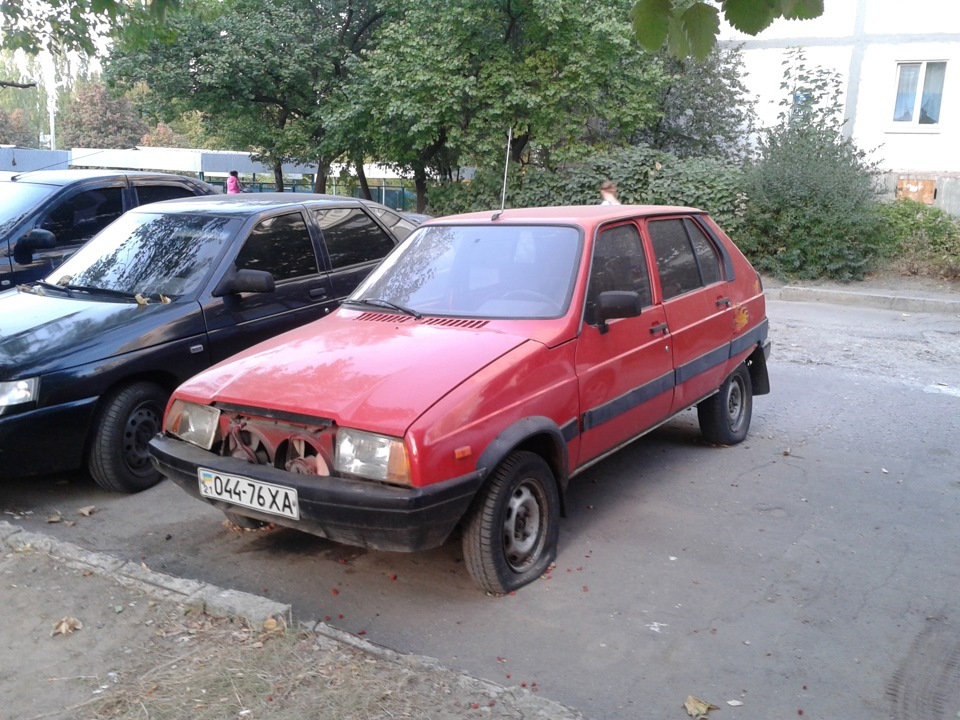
878,199,960,279
426,145,745,232
739,50,893,281
631,0,824,60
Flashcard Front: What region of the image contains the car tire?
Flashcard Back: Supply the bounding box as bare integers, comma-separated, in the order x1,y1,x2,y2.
88,381,167,493
225,512,268,530
698,364,753,445
462,451,560,594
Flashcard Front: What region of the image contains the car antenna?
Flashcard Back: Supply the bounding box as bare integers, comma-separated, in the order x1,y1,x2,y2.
491,127,512,221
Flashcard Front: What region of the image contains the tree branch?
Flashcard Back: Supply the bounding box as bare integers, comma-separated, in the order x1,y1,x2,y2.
0,80,38,89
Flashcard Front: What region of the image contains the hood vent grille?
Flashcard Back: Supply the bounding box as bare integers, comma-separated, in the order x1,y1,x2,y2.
357,312,413,323
355,312,488,329
421,317,488,329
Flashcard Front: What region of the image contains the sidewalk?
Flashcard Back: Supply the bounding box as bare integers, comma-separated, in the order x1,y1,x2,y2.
2,274,956,720
0,522,582,720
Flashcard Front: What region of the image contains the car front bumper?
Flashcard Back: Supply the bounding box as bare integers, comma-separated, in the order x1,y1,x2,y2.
0,397,99,478
149,434,484,552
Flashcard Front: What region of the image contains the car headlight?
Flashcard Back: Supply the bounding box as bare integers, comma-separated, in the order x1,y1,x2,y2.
0,378,38,407
165,399,221,450
335,428,410,485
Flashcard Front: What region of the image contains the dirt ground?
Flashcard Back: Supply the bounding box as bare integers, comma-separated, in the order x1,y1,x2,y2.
0,542,581,720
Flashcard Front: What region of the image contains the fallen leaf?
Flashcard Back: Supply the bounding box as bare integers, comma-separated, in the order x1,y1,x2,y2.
135,293,150,305
684,695,719,719
77,505,97,517
160,294,171,304
46,512,63,523
51,617,83,636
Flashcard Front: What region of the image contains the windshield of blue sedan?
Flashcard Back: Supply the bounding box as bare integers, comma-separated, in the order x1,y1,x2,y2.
47,211,239,298
0,181,57,238
351,224,582,318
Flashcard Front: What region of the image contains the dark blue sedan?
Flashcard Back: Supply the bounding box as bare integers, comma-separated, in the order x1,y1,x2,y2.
0,194,421,492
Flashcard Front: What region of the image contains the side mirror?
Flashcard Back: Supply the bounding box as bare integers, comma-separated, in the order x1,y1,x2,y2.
596,290,642,334
212,266,276,297
13,229,56,265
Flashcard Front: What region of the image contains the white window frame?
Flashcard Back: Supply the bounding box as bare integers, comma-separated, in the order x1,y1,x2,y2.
888,60,947,134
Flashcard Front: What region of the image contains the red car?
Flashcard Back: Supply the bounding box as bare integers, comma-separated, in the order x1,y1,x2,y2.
150,205,770,593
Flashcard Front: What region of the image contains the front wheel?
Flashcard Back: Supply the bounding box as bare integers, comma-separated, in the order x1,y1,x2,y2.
462,451,560,594
697,364,753,445
88,381,167,493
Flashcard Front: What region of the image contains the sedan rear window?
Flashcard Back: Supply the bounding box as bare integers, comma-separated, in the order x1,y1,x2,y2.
48,211,239,298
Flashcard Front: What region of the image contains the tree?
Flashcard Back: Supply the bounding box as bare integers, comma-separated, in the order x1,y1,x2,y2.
0,108,36,145
106,0,385,190
57,80,148,148
631,0,824,60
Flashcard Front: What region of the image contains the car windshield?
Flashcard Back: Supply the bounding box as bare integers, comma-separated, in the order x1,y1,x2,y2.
350,224,582,319
47,211,239,299
0,181,57,238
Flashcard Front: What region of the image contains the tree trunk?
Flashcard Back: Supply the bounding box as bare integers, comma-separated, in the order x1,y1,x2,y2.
356,158,372,200
313,158,328,193
413,163,428,213
273,161,284,192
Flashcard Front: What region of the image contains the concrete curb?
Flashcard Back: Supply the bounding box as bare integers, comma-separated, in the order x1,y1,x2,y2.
0,520,585,719
766,285,960,314
0,520,290,628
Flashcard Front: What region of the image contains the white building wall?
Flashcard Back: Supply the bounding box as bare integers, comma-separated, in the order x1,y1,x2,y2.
721,0,960,182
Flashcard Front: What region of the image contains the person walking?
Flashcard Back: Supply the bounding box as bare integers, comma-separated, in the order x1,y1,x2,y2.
226,170,244,194
600,180,620,205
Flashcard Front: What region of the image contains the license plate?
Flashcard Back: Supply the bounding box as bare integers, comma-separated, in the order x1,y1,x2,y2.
198,468,299,520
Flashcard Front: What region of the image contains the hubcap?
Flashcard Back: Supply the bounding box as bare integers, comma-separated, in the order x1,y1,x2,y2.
726,377,745,432
502,480,545,572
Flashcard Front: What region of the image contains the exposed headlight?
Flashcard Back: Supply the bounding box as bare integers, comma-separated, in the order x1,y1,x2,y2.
165,399,221,450
0,378,38,407
335,428,410,485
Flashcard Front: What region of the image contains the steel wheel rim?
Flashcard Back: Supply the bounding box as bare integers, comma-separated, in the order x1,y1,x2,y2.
502,480,546,572
124,403,162,473
726,376,745,433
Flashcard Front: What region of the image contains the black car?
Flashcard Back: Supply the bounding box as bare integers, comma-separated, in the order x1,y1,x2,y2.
0,169,218,288
0,193,420,493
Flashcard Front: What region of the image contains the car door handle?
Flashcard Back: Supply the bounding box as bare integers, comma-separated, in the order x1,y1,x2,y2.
309,287,329,300
649,322,668,335
715,297,731,307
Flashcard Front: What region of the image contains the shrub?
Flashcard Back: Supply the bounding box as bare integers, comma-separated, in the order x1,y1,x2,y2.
738,49,896,281
878,198,960,279
425,145,745,233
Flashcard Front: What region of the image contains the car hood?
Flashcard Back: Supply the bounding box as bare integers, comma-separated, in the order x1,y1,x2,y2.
0,288,198,376
178,312,533,437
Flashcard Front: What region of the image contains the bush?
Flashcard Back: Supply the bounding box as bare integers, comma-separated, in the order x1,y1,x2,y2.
425,145,745,233
878,198,960,279
738,49,896,282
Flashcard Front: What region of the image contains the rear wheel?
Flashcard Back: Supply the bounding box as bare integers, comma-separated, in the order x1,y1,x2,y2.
698,364,753,445
463,451,559,594
88,381,167,493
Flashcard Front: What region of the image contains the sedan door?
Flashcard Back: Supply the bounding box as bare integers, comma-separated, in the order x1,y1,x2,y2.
202,210,335,363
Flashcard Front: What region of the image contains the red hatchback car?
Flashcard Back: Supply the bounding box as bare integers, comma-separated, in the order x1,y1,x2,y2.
150,205,770,593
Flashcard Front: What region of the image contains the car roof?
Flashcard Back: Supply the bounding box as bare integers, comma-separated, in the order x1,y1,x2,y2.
428,204,703,226
132,192,402,216
0,168,211,187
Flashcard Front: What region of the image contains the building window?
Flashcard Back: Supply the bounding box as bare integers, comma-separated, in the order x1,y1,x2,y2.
892,61,946,125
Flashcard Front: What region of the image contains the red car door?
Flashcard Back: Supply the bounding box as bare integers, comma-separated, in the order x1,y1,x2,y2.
574,222,675,467
645,216,733,413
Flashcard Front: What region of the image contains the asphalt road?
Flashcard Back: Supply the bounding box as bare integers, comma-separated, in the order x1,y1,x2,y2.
4,298,960,720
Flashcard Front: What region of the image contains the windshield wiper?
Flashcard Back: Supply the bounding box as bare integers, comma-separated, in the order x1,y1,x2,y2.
31,280,75,297
62,284,139,301
346,297,422,319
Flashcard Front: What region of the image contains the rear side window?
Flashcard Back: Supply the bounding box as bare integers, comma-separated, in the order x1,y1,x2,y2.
234,211,318,281
136,184,199,205
648,218,722,300
310,208,396,268
40,187,124,245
